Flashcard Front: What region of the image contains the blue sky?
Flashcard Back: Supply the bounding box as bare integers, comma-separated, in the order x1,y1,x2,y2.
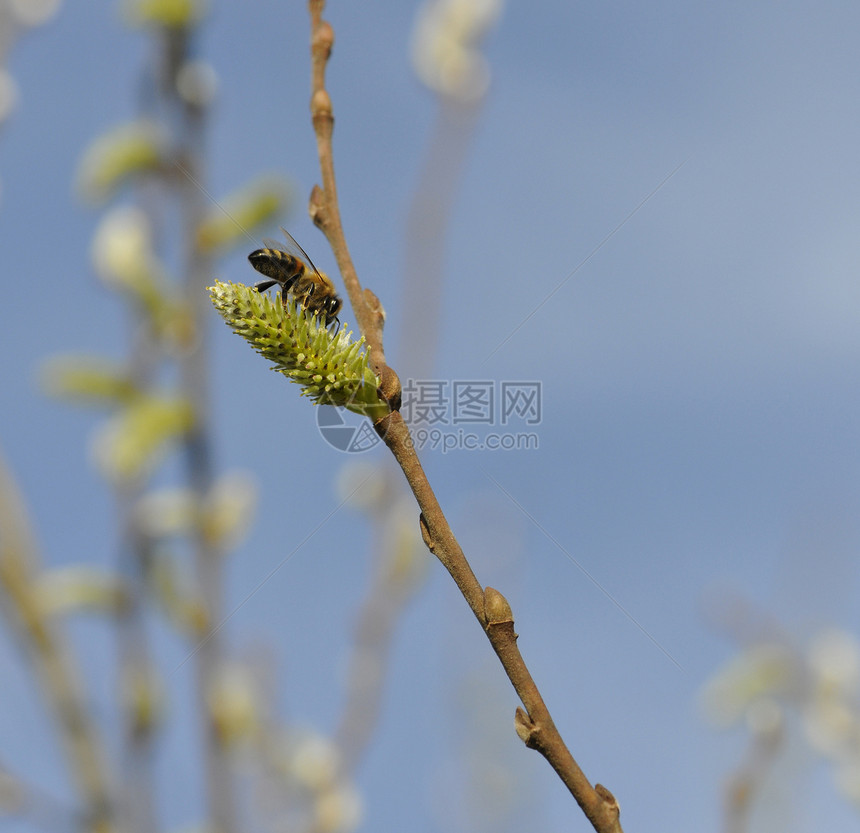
2,1,860,831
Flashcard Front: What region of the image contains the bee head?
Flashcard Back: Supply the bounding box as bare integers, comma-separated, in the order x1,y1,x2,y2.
327,295,342,319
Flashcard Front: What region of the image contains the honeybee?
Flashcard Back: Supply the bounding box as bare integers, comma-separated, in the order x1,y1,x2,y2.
248,228,342,328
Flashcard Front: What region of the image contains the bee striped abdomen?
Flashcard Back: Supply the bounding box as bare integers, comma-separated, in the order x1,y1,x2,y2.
248,249,304,283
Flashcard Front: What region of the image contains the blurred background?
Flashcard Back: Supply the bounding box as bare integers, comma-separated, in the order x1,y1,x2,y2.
1,1,860,832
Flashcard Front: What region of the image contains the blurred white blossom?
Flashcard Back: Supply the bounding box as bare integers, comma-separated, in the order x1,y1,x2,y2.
290,732,341,790
808,629,860,695
411,0,503,101
176,59,218,107
704,627,860,812
7,0,62,26
91,205,157,288
313,781,363,833
208,662,262,746
700,643,797,728
0,0,62,133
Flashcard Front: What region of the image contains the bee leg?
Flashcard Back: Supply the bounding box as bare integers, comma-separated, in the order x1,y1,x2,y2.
300,285,317,316
253,279,279,292
276,275,300,308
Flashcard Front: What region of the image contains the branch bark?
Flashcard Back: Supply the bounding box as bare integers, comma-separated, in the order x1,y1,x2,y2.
305,4,622,831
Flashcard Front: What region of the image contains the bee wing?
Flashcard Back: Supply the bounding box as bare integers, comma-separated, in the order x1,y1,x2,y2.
258,228,325,278
278,227,325,277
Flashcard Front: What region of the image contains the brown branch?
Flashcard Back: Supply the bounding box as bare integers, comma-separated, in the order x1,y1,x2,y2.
307,5,385,370
300,482,425,833
177,92,237,833
304,4,622,831
398,100,483,381
381,413,622,832
332,485,425,774
160,23,235,833
485,590,621,832
722,714,782,833
0,451,115,833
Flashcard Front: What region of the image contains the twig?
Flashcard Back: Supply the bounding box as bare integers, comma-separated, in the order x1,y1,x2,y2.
113,35,168,833
176,81,237,833
148,22,236,833
115,482,157,833
398,100,483,381
332,489,423,773
0,757,80,833
0,451,115,833
297,485,424,833
723,725,782,833
304,4,623,831
306,3,395,403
